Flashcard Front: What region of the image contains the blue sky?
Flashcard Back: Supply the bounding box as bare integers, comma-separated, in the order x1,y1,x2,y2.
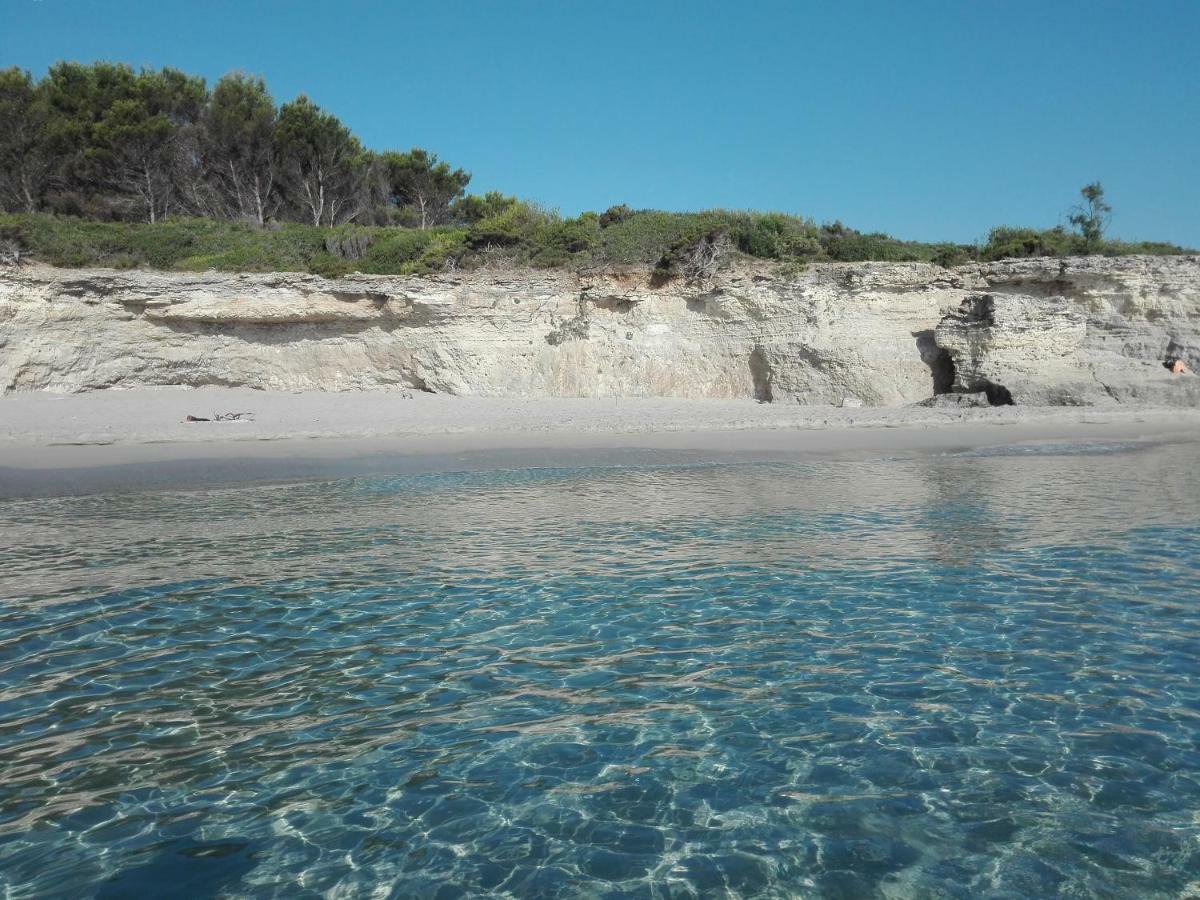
3,0,1198,245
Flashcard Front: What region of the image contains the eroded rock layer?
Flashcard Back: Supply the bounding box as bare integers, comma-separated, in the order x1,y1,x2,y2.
1,255,1197,405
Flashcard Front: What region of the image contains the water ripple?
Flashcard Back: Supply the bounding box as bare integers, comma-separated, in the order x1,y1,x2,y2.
1,443,1200,897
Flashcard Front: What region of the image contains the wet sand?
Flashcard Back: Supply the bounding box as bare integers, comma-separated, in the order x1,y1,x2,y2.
1,388,1197,496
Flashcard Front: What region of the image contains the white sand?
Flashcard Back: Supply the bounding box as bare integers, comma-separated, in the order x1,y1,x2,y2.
1,388,1198,473
0,389,1197,499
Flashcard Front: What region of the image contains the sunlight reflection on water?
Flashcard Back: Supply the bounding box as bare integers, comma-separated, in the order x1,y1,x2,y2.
1,439,1199,897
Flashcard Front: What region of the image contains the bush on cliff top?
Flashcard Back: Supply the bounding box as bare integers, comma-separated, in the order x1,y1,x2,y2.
0,211,1192,278
977,225,1191,262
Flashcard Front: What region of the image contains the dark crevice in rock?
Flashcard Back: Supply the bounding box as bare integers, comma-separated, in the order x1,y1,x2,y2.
979,379,1014,406
914,330,956,395
328,290,390,305
407,373,435,393
932,350,956,395
749,346,773,402
959,294,997,326
984,277,1086,303
587,295,639,313
148,319,411,343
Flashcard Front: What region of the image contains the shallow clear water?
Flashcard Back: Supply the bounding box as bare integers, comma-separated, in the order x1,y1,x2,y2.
2,440,1200,898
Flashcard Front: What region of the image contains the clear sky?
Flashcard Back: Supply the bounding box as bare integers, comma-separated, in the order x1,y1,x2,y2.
3,0,1198,245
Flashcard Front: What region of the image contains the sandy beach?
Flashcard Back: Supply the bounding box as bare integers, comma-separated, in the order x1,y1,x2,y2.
2,387,1199,495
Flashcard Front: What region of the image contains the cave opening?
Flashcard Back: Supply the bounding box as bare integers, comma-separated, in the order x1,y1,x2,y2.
914,329,956,396
930,348,956,395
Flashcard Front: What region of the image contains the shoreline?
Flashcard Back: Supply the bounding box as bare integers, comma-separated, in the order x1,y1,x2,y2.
2,389,1199,496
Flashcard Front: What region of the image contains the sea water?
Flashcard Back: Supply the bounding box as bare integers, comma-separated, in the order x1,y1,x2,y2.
1,439,1199,898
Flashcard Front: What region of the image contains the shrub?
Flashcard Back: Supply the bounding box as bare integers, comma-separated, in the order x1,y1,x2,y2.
728,212,822,260
598,204,633,228
452,192,522,225
598,210,723,266
324,229,372,261
467,200,555,248
930,243,977,268
526,213,600,266
980,226,1078,261
307,251,350,278
1,210,1190,278
1101,239,1193,257
655,225,731,280
979,225,1194,262
357,228,439,269
0,214,347,273
820,229,933,262
408,231,469,274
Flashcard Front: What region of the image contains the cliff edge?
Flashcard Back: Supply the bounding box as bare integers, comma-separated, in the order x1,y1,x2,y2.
1,256,1197,406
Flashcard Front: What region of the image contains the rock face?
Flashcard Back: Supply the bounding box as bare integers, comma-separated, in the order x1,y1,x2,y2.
935,257,1200,405
0,255,1197,405
935,293,1088,404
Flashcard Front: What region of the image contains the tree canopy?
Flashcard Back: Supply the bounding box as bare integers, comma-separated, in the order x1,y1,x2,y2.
198,74,280,224
381,149,470,228
0,62,470,227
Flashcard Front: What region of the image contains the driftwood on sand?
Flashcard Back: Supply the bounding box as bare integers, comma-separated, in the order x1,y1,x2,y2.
185,412,255,423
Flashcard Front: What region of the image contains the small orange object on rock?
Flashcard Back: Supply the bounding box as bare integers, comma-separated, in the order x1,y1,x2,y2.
1171,359,1190,374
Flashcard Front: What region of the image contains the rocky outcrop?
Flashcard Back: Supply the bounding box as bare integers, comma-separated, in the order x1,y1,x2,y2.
935,293,1088,404
0,255,1197,405
935,256,1200,405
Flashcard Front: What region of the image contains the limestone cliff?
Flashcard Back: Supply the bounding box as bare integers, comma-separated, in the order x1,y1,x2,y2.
0,255,1197,406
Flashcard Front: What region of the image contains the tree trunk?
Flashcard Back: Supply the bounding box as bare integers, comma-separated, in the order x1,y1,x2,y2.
253,174,265,225
21,176,36,214
147,169,157,224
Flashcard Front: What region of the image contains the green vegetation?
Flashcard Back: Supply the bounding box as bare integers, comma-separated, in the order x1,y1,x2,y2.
0,215,460,276
1068,181,1113,253
0,61,1192,277
0,208,989,277
2,207,1193,279
977,225,1190,262
0,62,468,228
973,183,1176,262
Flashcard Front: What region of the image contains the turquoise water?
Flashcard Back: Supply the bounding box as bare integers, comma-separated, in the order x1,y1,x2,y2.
2,440,1200,898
